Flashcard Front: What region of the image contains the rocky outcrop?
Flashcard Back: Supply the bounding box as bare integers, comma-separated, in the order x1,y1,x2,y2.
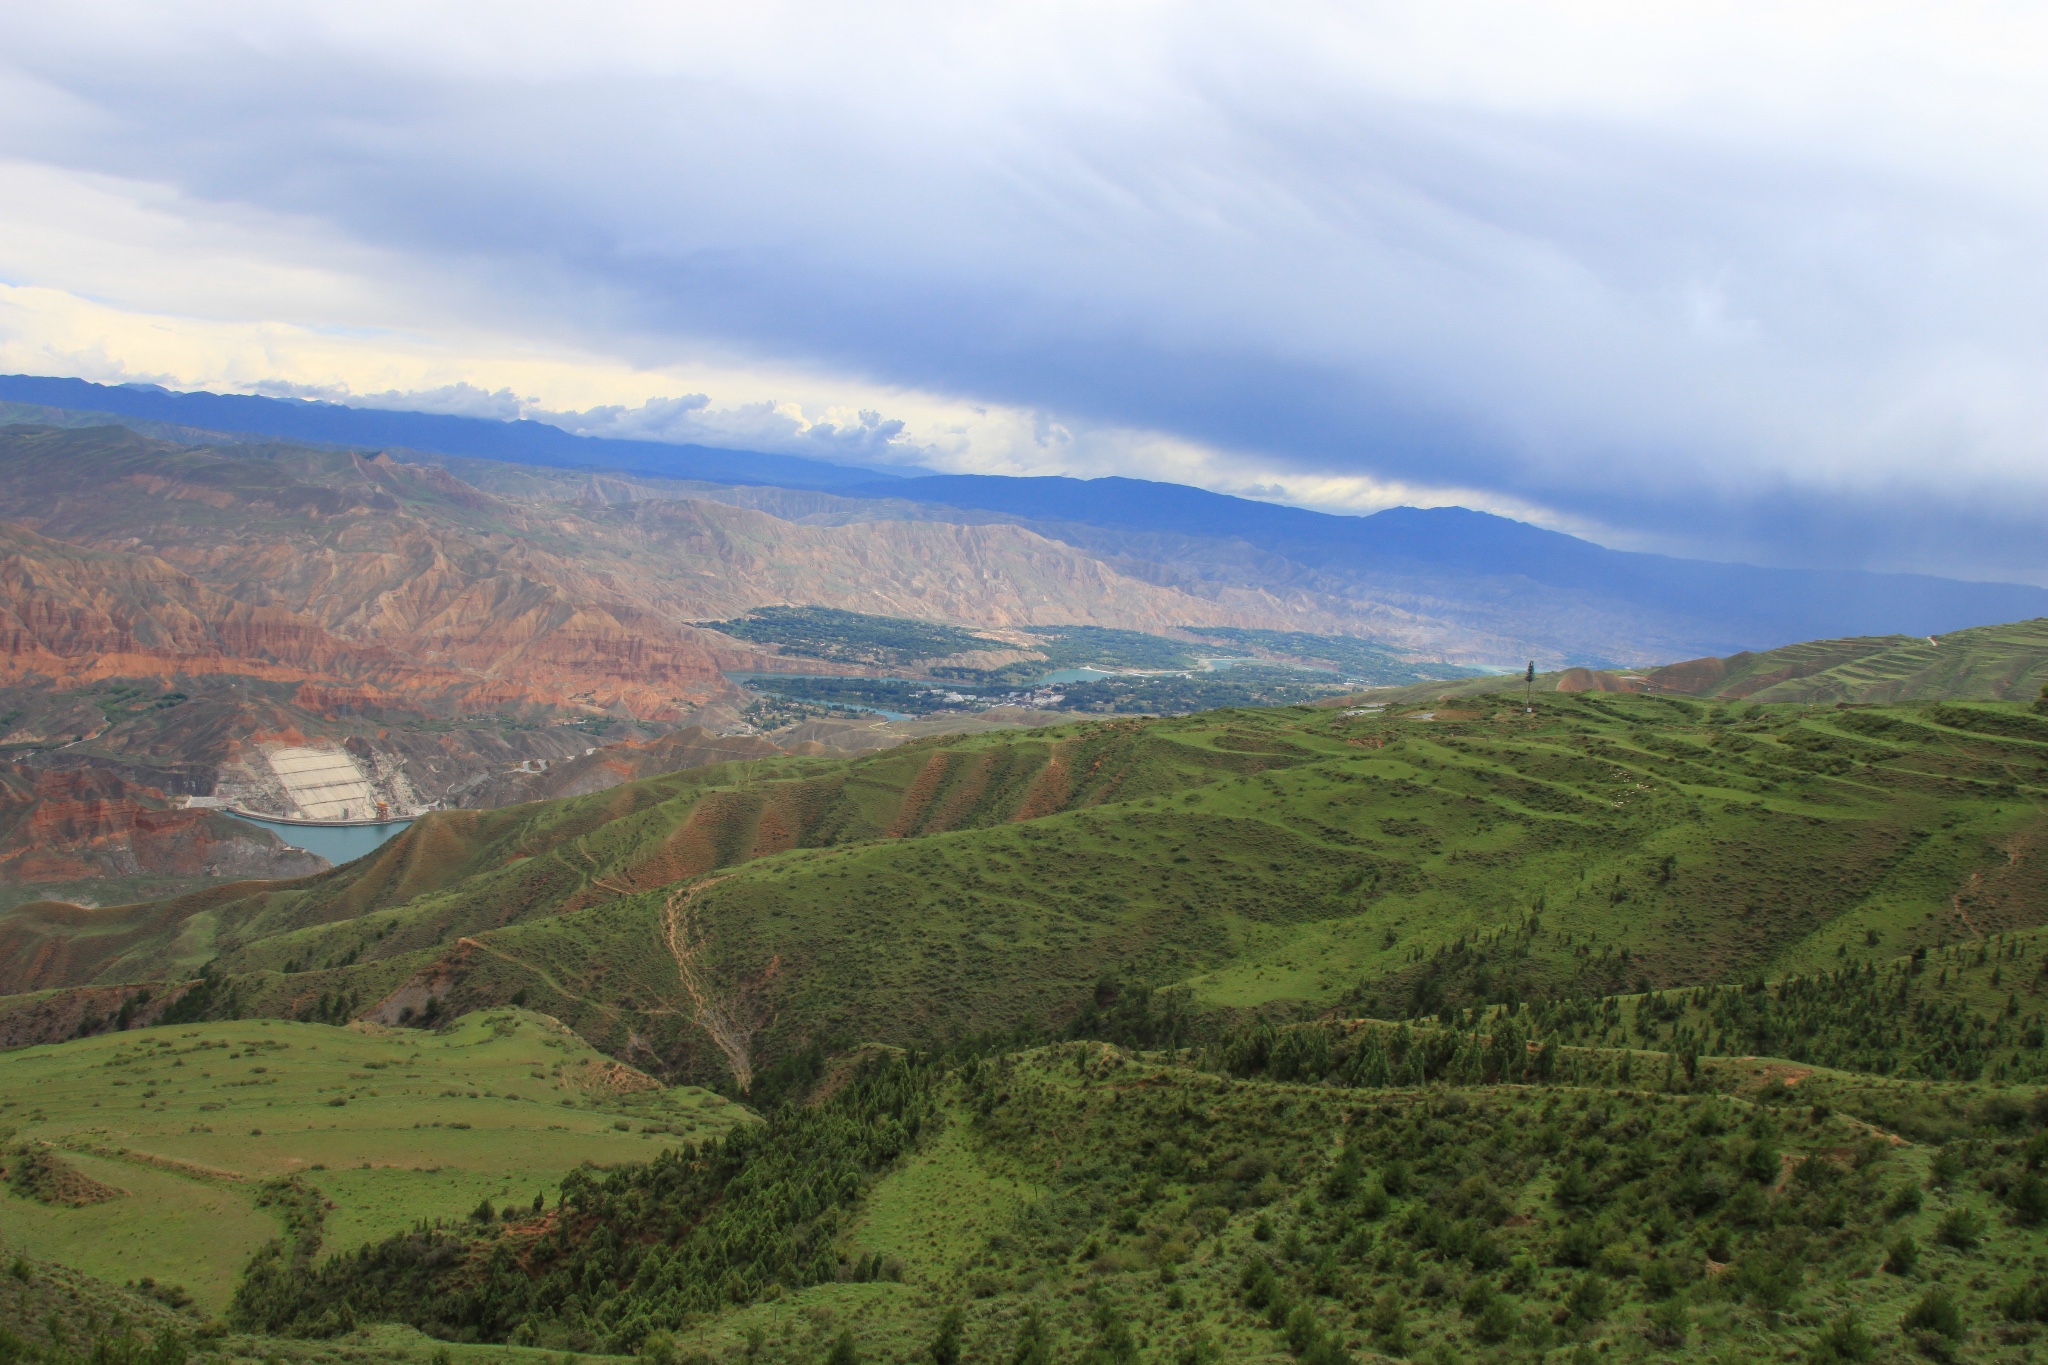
0,520,474,697
0,763,327,883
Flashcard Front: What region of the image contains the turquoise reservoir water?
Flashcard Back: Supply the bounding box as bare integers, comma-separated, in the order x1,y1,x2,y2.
226,814,412,866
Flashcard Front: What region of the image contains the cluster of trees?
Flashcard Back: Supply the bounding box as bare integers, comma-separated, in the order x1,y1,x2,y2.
203,1024,2048,1361
704,606,1003,668
957,1042,1938,1362
1533,946,2048,1082
1223,1087,1913,1362
1210,1017,1557,1090
228,1056,939,1352
0,1324,191,1365
1199,1012,1707,1095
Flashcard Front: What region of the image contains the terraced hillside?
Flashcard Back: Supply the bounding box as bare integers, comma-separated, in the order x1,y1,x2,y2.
1398,616,2048,707
1649,616,2048,704
3,689,2042,1095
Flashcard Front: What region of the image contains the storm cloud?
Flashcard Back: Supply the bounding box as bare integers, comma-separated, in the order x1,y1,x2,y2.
2,3,2045,581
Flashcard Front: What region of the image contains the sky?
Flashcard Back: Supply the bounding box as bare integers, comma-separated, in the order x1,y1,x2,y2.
2,3,2047,583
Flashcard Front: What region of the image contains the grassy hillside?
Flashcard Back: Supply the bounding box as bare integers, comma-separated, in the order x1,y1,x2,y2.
210,1028,2048,1364
1648,616,2048,704
1385,616,2048,708
3,689,2043,1098
0,1010,748,1314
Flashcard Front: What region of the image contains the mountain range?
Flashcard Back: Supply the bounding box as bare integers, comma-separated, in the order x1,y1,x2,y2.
6,375,2044,666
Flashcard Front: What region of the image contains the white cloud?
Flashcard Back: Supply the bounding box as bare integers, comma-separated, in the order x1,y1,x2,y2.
0,4,2045,577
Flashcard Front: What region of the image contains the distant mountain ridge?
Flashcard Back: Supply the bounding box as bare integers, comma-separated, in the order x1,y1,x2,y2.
7,374,2047,665
848,473,2048,656
0,374,903,491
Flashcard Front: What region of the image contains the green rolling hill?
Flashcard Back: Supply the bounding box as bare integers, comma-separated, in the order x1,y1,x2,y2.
6,686,2045,1093
1388,615,2048,708
1645,616,2048,704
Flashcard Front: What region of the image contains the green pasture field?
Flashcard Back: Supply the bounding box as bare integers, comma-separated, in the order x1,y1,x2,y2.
700,604,1013,667
0,1009,750,1313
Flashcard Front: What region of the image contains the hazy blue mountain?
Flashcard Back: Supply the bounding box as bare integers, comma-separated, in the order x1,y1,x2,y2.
0,374,901,491
848,473,2048,653
8,375,2044,660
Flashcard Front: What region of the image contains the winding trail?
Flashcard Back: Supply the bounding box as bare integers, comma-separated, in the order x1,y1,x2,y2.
453,936,683,1019
661,876,776,1093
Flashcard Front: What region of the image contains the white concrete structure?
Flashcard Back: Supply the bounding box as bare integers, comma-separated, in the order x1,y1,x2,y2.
265,746,380,821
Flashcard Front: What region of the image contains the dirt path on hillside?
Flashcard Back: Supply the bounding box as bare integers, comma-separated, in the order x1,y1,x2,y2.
660,876,776,1094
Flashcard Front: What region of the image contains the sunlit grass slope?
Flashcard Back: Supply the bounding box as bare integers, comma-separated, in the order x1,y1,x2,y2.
0,1009,748,1312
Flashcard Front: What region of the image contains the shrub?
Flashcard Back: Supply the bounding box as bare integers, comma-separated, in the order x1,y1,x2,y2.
1644,1300,1688,1349
1729,1252,1802,1310
1565,1275,1608,1323
1474,1298,1516,1344
1366,1290,1407,1354
1902,1288,1963,1342
1639,1258,1681,1299
2009,1172,2048,1227
1997,1284,2048,1324
1934,1207,1984,1251
1283,1304,1322,1355
1009,1315,1050,1365
1808,1314,1874,1364
1084,1306,1139,1364
1554,1220,1601,1268
929,1308,963,1365
1883,1234,1918,1275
